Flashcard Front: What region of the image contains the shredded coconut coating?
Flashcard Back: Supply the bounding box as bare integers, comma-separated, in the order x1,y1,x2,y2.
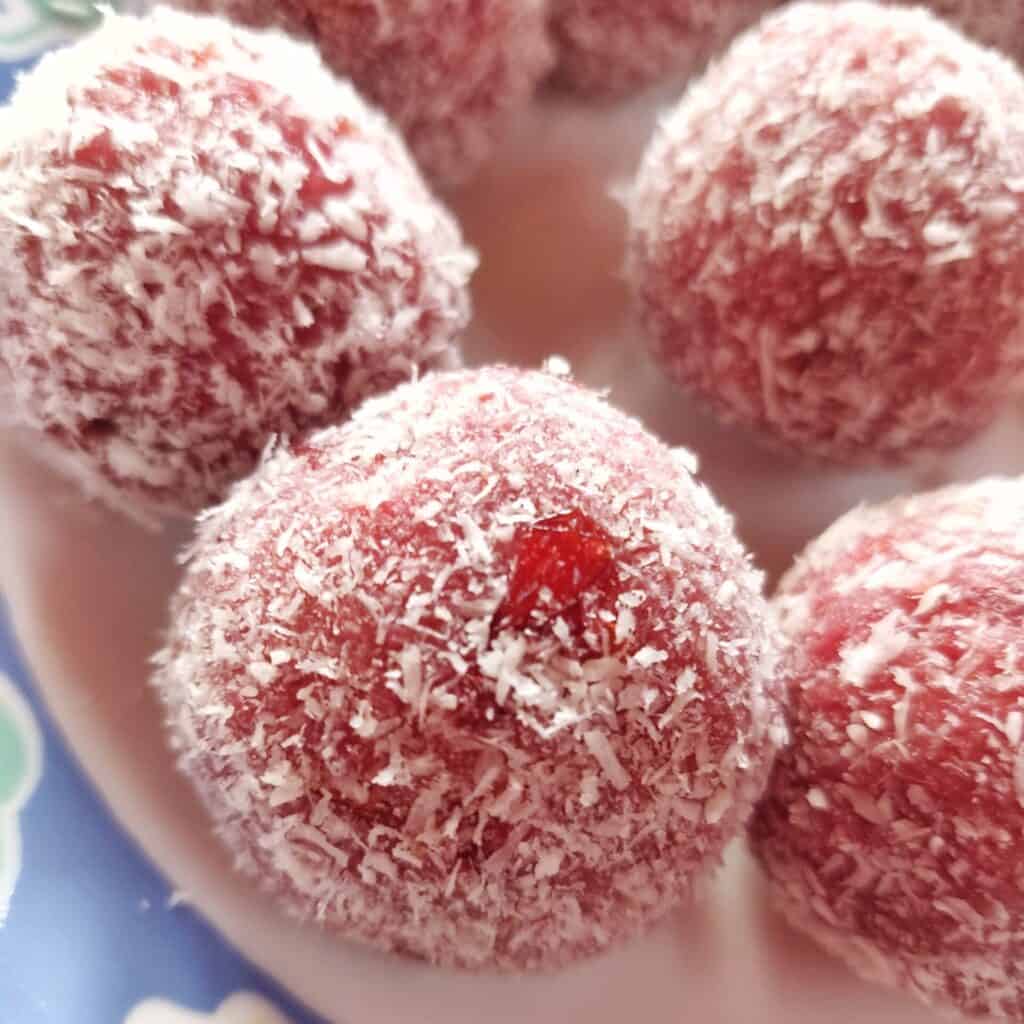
0,7,475,522
154,365,786,971
549,0,773,98
170,0,554,186
628,1,1024,464
751,476,1024,1021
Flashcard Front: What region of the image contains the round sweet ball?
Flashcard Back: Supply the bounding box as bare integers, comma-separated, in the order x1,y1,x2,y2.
170,0,554,186
629,1,1024,464
751,477,1024,1021
154,364,787,971
549,0,772,98
0,7,474,521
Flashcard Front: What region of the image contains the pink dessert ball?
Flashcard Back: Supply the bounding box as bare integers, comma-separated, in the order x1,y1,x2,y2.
752,477,1024,1020
0,8,474,521
549,0,773,98
629,1,1024,464
170,0,554,186
154,364,786,970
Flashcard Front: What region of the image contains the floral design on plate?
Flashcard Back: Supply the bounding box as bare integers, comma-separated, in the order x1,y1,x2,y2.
0,671,42,924
124,993,295,1024
0,0,150,62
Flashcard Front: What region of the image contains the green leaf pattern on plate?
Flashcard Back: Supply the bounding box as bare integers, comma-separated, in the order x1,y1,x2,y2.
0,671,42,925
0,0,150,62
